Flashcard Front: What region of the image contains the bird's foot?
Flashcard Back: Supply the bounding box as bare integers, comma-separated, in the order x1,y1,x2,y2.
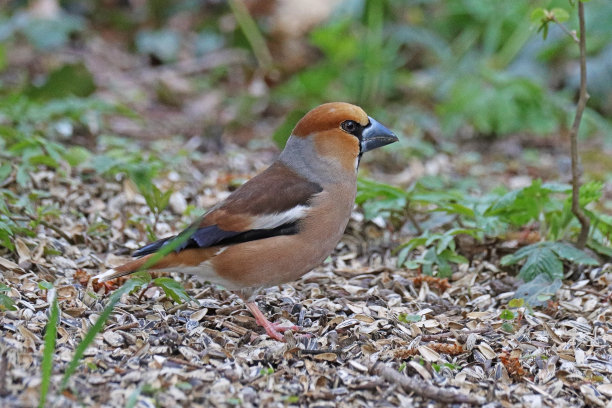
245,301,307,341
257,320,301,342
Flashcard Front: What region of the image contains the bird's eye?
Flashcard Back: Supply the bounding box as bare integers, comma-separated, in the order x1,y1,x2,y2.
341,120,358,133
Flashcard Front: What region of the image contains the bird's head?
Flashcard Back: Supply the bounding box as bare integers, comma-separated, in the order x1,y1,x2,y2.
283,102,398,175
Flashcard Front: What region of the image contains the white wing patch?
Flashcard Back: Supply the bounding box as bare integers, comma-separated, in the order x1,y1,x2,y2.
249,205,309,229
93,268,118,282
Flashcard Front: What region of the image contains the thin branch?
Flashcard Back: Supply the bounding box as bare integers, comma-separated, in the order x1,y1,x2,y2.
368,361,486,405
420,325,492,342
569,2,590,249
562,284,608,299
21,213,74,244
0,350,8,397
552,17,579,43
406,210,423,235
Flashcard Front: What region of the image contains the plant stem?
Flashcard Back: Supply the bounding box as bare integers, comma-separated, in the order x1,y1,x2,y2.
569,2,590,249
552,16,579,43
228,0,273,71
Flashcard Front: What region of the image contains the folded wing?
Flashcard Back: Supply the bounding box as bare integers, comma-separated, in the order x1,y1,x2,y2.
133,161,322,257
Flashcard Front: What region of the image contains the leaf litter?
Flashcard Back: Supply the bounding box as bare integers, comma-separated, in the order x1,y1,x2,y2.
0,135,610,408
0,24,611,407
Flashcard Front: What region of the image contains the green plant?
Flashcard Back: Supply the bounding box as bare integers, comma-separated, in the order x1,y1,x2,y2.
0,11,84,50
228,0,272,71
59,226,196,394
501,241,597,282
356,176,606,281
397,229,474,278
0,189,63,251
0,283,16,311
38,281,59,408
60,273,150,390
398,313,421,324
432,362,460,372
530,0,594,248
271,1,403,147
437,71,562,137
259,367,275,376
125,386,143,408
499,298,534,333
152,277,193,304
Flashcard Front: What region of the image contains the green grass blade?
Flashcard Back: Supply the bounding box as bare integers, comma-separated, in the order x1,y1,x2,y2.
59,276,147,390
60,225,197,390
125,385,142,408
39,288,59,408
228,0,272,70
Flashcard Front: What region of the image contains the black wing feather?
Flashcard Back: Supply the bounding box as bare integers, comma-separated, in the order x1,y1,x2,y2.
132,222,299,258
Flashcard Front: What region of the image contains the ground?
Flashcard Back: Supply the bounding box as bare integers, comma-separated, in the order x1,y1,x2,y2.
1,132,611,406
1,6,612,407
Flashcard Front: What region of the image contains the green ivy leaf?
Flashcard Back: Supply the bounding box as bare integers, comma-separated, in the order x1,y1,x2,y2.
551,8,570,23
444,362,459,370
38,281,54,290
515,275,562,307
27,63,96,100
0,284,16,311
135,29,181,63
65,146,91,167
550,242,599,265
398,313,422,323
588,240,612,258
153,277,193,304
530,8,546,23
0,163,11,183
519,246,563,282
508,298,525,308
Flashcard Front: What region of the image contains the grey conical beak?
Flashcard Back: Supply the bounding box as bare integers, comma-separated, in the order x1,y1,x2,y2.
361,116,398,153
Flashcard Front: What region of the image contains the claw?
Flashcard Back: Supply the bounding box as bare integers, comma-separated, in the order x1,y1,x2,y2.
245,301,305,341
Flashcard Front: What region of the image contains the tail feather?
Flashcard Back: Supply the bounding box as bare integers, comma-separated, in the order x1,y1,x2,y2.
132,236,175,257
93,255,152,282
95,246,219,283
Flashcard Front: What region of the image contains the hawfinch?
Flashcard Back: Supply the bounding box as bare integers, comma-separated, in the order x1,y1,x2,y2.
95,102,398,341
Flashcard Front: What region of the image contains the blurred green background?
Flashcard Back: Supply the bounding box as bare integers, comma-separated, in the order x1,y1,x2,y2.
1,0,612,146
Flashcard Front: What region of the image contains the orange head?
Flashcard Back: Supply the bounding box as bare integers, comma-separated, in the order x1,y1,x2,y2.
282,102,398,175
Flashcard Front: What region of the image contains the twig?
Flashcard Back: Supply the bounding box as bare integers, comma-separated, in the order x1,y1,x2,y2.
19,213,74,244
248,368,286,386
0,350,8,397
166,357,203,369
111,321,140,331
137,283,154,303
569,2,591,249
298,349,338,355
406,211,423,235
420,326,492,342
562,285,608,299
368,361,486,405
552,17,579,43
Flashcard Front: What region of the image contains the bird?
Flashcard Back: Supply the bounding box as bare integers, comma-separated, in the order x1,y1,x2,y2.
94,102,398,341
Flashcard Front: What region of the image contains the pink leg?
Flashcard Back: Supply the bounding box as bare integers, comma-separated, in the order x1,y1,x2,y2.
245,302,300,341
